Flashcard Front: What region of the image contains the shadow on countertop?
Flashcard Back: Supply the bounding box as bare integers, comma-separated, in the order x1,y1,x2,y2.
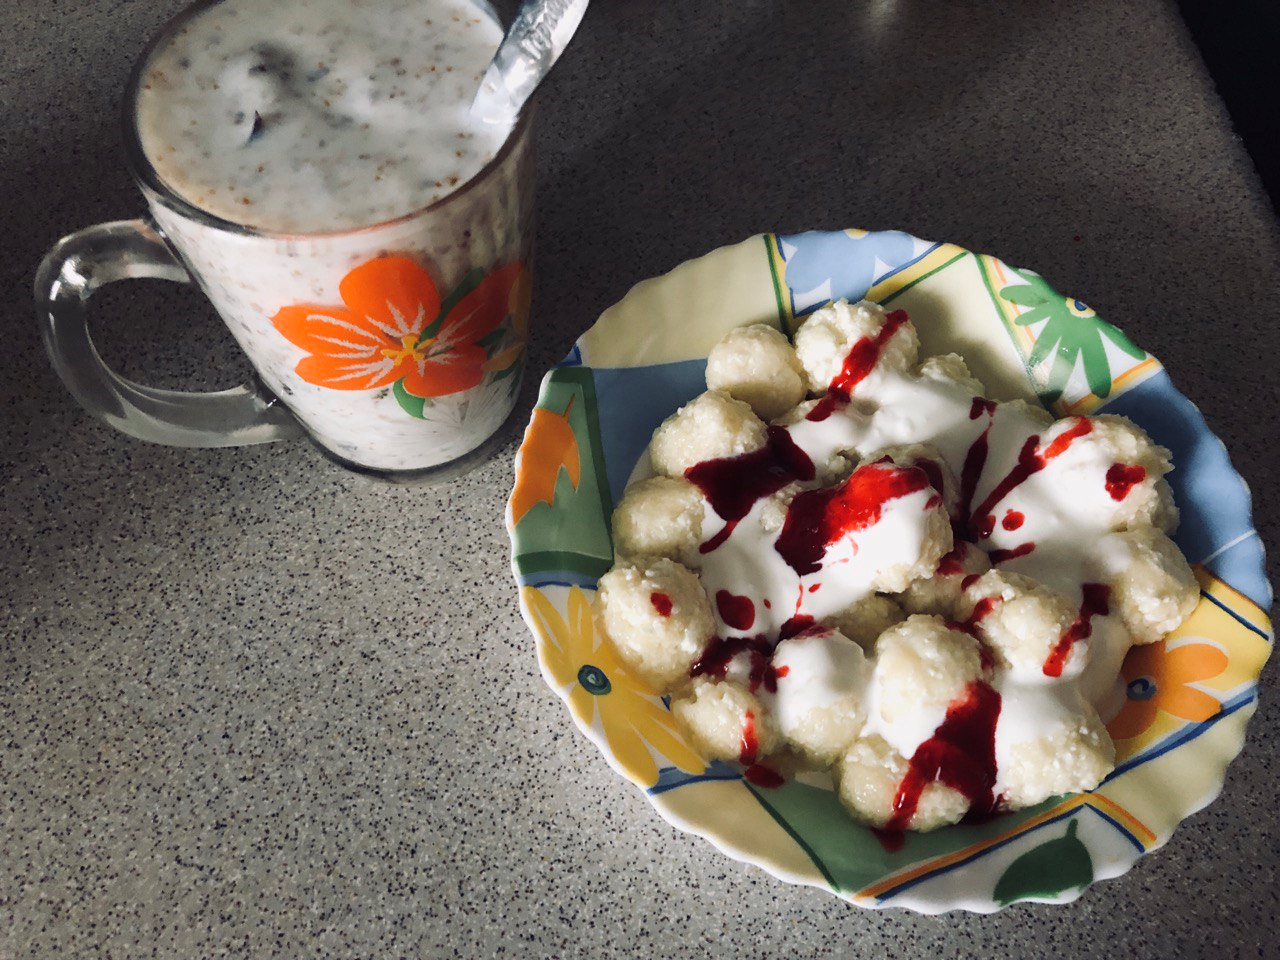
1178,0,1280,219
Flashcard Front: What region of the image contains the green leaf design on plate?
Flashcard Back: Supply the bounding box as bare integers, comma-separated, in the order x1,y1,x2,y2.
393,379,426,418
993,819,1093,906
1000,283,1050,307
1001,270,1146,401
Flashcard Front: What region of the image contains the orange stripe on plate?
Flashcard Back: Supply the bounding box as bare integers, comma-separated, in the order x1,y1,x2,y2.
1088,792,1157,846
856,793,1155,901
1062,358,1162,415
856,796,1087,900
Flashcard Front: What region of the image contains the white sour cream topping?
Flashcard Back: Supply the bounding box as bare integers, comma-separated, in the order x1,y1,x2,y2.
696,483,939,642
688,337,1154,788
769,629,869,736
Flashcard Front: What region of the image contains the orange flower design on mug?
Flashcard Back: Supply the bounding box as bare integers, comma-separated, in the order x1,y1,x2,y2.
1107,638,1228,741
272,255,528,414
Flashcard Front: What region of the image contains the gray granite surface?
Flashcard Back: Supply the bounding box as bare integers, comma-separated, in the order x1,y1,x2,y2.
3,0,1278,956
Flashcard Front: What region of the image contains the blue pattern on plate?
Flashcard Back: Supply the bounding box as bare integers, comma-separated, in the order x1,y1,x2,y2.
515,571,605,590
557,344,583,367
778,229,918,315
591,360,708,505
648,759,744,795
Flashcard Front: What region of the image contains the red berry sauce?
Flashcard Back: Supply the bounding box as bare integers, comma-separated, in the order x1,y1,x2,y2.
1105,463,1147,501
744,763,785,788
1043,583,1111,678
715,590,756,632
774,462,931,577
740,710,760,765
687,426,815,554
885,680,1003,833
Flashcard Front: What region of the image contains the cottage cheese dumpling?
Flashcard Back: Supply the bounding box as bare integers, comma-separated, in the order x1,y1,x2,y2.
896,542,992,618
690,459,946,644
871,616,985,729
1086,415,1174,530
837,735,970,830
768,627,869,765
1108,527,1200,643
794,300,919,394
705,324,808,420
597,559,714,689
612,477,705,567
671,679,780,763
772,401,856,483
866,443,959,517
868,498,955,595
756,484,804,535
1138,479,1181,534
960,571,1080,677
822,595,905,650
649,390,767,478
997,707,1115,808
915,353,986,398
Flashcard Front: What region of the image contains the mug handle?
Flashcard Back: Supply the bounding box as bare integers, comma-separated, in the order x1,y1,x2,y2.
34,219,302,447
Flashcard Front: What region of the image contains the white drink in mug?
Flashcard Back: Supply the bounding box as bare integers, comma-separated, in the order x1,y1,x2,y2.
36,0,535,479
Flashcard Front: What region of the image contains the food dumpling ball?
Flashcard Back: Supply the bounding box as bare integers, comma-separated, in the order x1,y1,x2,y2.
998,707,1115,808
1108,527,1199,643
648,390,767,478
822,594,905,650
756,483,804,534
915,352,986,397
771,401,857,483
612,477,706,567
793,299,919,395
1127,477,1180,534
1086,414,1174,531
958,570,1079,678
1001,397,1056,430
705,323,808,420
864,443,959,517
836,734,970,831
895,541,992,619
671,679,780,764
869,489,954,594
597,559,714,690
768,626,869,766
870,615,985,728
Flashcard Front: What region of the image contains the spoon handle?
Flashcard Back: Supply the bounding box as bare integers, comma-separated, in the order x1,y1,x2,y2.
472,0,590,123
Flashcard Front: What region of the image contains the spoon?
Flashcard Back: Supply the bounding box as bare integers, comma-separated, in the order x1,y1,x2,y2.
471,0,590,125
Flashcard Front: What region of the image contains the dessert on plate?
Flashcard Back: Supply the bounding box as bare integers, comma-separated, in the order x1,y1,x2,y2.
596,299,1199,832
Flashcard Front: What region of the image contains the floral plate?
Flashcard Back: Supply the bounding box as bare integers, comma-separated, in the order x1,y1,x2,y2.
506,230,1273,913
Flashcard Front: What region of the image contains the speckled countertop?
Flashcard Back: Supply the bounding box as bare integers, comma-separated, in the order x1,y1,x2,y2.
3,1,1278,956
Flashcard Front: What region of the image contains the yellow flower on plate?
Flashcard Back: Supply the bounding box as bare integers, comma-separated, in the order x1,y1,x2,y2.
523,585,706,787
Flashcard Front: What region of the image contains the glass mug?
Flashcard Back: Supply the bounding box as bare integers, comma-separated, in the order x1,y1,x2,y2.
35,0,535,481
